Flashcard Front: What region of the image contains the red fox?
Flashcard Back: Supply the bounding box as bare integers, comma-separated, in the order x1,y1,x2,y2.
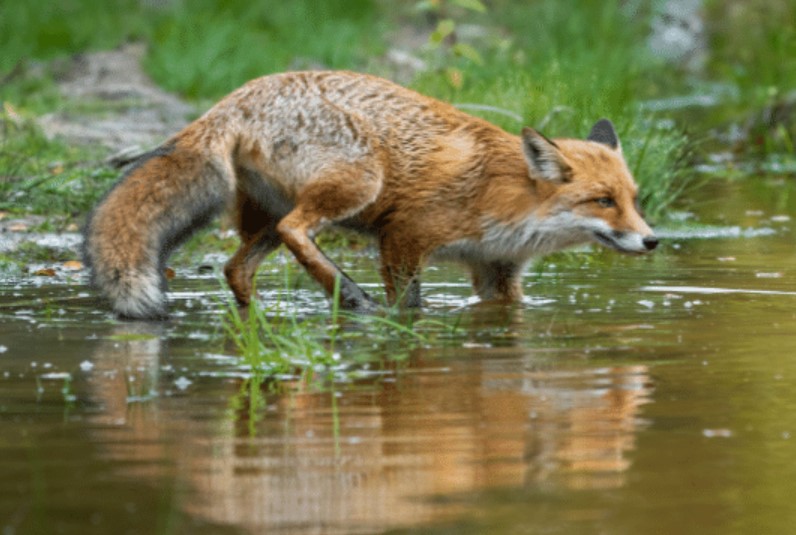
83,70,657,320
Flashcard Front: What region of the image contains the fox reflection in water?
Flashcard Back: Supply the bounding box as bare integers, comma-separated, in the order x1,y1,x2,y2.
83,322,651,531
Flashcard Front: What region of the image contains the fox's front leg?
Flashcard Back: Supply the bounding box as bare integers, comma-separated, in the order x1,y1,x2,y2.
470,260,524,302
276,164,382,312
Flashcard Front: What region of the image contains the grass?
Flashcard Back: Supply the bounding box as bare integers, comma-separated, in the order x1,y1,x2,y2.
705,0,796,102
0,111,116,219
692,0,795,158
144,0,385,99
0,0,147,75
221,271,455,385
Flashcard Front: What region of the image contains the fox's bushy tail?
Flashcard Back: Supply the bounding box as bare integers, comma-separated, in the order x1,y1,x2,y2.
83,133,233,319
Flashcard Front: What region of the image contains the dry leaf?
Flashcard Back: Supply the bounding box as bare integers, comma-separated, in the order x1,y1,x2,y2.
34,268,57,277
62,260,84,271
2,102,23,125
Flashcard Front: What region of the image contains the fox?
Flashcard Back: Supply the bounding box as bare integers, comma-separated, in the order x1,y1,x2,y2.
83,70,658,320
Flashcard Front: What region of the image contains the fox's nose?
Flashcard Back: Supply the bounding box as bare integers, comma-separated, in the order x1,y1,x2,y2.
642,236,659,251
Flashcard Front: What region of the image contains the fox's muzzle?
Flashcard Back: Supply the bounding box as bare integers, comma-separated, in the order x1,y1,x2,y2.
593,229,658,254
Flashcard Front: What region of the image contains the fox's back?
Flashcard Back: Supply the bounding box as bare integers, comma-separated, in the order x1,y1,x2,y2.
229,70,467,139
199,71,504,185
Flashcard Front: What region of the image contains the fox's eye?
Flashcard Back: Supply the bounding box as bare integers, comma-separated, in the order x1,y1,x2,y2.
596,197,615,208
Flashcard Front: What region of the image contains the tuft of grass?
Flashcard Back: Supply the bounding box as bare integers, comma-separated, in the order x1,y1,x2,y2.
220,272,455,385
13,242,77,264
223,290,334,379
0,112,117,218
621,116,695,222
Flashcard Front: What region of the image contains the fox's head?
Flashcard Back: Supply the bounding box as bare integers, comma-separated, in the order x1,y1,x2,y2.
522,119,658,254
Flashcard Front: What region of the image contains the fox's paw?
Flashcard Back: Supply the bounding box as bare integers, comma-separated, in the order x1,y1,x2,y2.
337,281,381,315
348,296,382,315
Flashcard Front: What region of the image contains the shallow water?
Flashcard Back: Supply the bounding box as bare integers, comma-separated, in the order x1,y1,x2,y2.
1,177,795,534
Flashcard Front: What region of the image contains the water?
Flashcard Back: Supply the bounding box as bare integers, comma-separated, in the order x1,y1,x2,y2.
1,177,795,534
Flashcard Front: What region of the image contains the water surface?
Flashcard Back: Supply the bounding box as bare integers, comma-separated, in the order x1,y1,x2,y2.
1,177,795,534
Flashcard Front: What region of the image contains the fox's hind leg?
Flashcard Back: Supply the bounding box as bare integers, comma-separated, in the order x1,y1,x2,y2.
224,190,281,306
379,235,424,308
276,162,382,312
470,260,524,302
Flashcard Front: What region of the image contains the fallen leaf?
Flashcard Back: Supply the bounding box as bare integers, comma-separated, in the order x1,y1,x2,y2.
34,268,57,277
2,102,23,125
8,223,27,232
446,67,464,89
164,267,176,280
62,260,84,271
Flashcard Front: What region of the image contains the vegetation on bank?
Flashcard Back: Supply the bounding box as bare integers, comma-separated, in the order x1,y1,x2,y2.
703,0,796,157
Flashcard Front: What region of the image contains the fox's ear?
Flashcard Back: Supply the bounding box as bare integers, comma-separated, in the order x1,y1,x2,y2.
521,127,569,183
587,119,621,151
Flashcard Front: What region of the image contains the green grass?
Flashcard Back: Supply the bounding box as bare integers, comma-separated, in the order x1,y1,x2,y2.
144,1,385,99
700,0,795,157
706,0,796,100
0,0,148,75
221,272,454,384
0,112,117,219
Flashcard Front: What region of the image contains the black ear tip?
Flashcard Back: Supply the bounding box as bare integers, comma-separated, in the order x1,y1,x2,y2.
587,118,620,149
